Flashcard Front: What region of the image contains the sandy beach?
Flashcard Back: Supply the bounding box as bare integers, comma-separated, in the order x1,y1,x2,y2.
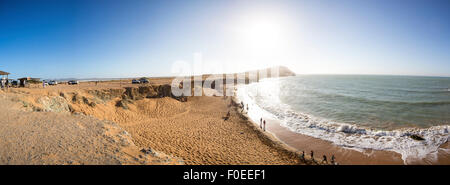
1,74,447,165
0,78,317,165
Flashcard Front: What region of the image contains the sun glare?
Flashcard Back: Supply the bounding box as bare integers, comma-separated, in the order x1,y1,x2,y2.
230,13,296,70
240,20,285,50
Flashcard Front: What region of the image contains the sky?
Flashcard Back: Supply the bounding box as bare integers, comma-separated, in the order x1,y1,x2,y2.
0,0,449,79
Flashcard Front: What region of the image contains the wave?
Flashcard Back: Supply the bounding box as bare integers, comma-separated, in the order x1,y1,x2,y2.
367,87,450,94
302,89,450,106
236,84,450,164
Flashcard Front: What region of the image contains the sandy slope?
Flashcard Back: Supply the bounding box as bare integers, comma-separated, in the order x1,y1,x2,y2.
0,92,182,165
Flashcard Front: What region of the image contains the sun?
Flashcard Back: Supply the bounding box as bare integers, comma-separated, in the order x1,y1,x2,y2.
228,11,298,71
238,19,286,53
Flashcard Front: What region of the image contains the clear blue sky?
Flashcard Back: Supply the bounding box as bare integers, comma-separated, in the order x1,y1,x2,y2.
0,0,449,79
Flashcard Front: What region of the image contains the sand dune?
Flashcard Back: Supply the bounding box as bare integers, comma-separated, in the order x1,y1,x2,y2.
0,80,306,165
0,88,183,165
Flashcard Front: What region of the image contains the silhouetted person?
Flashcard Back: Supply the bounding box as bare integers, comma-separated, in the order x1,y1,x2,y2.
263,120,266,131
331,155,336,164
322,155,327,164
301,151,305,161
310,151,314,161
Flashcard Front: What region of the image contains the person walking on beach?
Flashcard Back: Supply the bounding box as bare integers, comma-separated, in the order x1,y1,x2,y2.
263,120,266,131
300,151,305,162
322,155,327,164
310,150,314,161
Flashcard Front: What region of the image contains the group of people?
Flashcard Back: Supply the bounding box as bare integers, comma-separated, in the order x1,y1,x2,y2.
260,118,266,131
239,101,249,113
236,100,337,165
239,101,267,131
0,78,10,89
300,150,336,165
0,78,5,88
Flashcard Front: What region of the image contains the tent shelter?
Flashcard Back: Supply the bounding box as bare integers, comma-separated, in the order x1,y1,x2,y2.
0,71,9,79
18,77,40,88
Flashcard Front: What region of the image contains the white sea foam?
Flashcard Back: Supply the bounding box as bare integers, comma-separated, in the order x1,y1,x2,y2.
236,83,450,164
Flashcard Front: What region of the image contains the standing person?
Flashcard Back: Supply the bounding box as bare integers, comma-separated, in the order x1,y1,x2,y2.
263,120,266,131
301,151,305,161
310,150,314,161
322,155,327,164
331,155,336,165
43,81,45,88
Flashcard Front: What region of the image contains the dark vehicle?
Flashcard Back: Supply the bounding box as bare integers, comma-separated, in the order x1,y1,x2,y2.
68,80,79,85
139,78,149,84
11,80,18,86
48,80,58,85
132,79,140,84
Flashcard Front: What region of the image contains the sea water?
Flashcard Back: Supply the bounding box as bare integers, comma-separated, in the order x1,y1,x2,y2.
236,75,450,163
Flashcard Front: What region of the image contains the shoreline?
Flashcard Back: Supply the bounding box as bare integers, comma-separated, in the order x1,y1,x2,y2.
234,84,450,165
232,95,402,165
229,96,323,164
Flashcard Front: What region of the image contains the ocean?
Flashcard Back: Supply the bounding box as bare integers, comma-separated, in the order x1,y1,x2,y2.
236,75,450,163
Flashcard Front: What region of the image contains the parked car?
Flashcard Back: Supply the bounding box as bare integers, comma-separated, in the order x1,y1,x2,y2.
139,78,149,84
68,80,79,85
48,80,58,85
11,80,18,86
132,79,140,84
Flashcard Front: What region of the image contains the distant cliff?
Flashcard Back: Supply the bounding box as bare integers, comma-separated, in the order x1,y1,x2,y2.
244,65,296,78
